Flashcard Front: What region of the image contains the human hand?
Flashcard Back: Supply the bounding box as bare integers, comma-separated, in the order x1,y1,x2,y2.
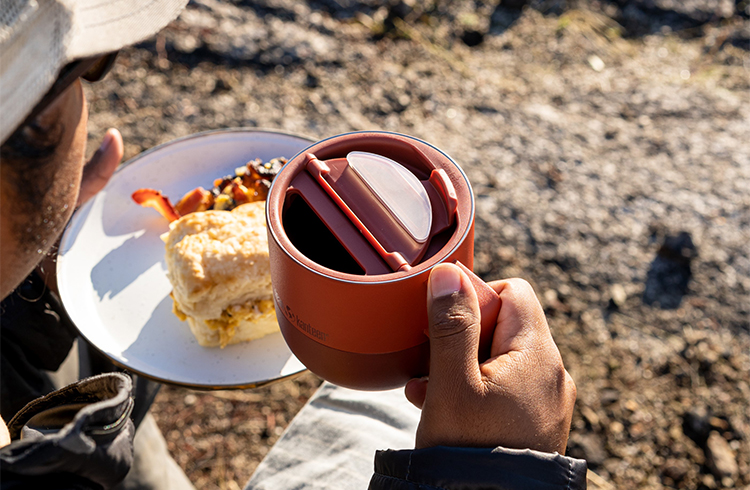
404,263,576,454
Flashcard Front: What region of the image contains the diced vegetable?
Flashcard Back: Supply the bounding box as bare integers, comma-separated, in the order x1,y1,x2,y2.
132,157,287,222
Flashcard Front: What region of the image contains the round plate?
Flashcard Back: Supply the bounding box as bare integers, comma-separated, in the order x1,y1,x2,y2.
57,129,313,389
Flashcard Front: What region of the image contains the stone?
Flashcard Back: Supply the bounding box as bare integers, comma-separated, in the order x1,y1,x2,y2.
662,458,689,483
568,433,608,467
610,284,627,307
705,431,739,481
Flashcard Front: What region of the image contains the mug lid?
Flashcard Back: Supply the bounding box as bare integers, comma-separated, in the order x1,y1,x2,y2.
291,150,458,273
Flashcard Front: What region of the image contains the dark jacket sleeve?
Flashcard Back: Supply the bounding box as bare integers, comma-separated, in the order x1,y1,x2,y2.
370,446,587,490
0,373,135,490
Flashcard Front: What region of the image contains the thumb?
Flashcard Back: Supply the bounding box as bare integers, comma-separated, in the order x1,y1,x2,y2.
77,128,123,206
426,263,482,385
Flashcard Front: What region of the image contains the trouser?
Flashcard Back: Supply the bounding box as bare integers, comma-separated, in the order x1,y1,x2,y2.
245,382,421,489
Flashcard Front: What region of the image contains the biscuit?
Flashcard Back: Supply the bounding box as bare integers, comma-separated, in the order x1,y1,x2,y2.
164,201,278,347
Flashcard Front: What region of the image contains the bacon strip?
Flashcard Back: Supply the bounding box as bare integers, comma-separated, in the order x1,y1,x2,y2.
131,188,181,222
132,157,287,223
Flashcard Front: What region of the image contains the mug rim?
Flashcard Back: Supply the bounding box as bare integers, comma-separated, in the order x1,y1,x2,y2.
266,130,476,285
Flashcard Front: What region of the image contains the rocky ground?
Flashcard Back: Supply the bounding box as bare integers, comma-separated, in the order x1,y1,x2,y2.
83,1,749,488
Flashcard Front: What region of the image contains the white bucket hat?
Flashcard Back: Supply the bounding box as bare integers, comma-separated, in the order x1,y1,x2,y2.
0,0,189,144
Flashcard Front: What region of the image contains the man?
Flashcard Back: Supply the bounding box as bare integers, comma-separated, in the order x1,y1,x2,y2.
0,1,586,488
0,2,193,488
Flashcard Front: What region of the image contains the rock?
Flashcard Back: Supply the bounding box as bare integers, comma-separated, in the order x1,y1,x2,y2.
708,417,730,432
728,22,750,49
643,232,696,309
705,431,739,481
587,55,605,72
600,389,620,406
568,432,608,467
662,458,689,483
610,283,627,307
581,406,601,427
702,473,718,489
614,0,736,35
609,421,625,435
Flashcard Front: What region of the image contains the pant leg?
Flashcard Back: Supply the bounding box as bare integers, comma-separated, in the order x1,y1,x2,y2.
245,382,420,490
113,413,196,490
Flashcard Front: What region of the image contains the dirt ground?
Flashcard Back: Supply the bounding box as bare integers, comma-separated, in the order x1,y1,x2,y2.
83,1,749,489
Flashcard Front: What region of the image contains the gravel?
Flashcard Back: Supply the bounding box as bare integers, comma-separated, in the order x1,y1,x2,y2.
83,1,749,488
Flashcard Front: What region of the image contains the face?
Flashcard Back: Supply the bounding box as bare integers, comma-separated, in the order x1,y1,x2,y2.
0,80,88,299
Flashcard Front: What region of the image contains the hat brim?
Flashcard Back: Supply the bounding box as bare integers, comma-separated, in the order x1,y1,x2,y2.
68,0,188,59
1,0,188,144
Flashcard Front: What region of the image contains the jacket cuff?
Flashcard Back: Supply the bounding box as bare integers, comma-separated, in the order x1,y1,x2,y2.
370,446,587,490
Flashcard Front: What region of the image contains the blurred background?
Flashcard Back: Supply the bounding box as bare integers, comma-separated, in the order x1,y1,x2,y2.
83,1,749,489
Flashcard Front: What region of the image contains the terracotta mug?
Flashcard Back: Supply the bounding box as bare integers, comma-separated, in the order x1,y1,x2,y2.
266,131,500,390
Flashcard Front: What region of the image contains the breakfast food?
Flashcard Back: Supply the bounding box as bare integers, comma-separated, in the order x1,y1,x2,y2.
164,201,277,348
132,157,287,222
133,157,287,348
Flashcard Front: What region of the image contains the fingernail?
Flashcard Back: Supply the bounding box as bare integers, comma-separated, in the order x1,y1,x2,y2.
429,265,462,299
98,130,115,152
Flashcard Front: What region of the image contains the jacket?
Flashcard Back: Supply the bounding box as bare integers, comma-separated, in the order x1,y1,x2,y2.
0,373,135,490
370,446,587,489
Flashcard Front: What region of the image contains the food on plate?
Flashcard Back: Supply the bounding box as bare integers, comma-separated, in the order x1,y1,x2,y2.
132,188,181,222
134,156,287,348
131,157,287,222
164,201,277,348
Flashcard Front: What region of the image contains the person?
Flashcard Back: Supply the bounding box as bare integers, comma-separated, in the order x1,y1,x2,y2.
0,1,194,488
0,1,586,489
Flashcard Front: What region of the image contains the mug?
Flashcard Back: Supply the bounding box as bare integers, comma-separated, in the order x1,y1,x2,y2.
266,131,500,390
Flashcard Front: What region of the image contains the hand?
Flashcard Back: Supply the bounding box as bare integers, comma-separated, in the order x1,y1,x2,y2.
36,128,123,292
76,128,124,206
404,263,576,454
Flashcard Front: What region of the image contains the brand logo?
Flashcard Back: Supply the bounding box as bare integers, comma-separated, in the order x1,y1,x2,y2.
273,289,329,343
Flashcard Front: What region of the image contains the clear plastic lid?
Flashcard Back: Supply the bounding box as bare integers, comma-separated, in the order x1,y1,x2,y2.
347,151,432,244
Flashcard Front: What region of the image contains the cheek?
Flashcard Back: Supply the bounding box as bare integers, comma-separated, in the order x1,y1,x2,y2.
46,85,89,234
26,83,88,249
58,87,89,208
0,82,88,298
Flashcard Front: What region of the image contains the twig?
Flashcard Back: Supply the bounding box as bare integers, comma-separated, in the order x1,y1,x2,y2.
587,469,616,490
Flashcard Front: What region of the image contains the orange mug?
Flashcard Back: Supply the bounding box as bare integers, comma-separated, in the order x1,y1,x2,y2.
266,131,500,390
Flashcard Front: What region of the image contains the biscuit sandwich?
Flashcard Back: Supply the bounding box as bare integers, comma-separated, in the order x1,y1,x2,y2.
163,201,278,348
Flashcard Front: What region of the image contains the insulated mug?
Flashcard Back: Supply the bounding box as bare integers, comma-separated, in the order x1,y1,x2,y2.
266,131,500,390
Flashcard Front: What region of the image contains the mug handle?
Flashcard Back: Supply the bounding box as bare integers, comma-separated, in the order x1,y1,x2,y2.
454,261,502,362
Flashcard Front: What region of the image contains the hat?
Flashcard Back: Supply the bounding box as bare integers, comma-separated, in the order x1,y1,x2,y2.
0,0,189,144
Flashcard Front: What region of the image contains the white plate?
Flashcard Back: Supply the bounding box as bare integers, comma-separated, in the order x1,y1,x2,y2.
57,129,312,389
